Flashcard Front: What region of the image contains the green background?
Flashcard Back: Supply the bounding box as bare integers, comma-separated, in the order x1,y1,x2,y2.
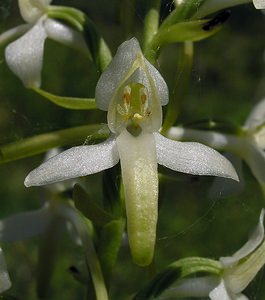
0,0,265,299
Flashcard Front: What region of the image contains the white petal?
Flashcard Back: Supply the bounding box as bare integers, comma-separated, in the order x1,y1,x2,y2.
253,0,265,9
18,0,51,23
0,24,30,47
208,153,245,199
43,148,77,193
245,98,265,129
24,136,119,187
96,38,141,111
44,18,89,56
167,127,265,187
116,130,158,266
159,276,219,299
154,133,238,181
0,204,52,242
0,248,11,292
209,279,233,300
95,37,168,111
5,18,47,87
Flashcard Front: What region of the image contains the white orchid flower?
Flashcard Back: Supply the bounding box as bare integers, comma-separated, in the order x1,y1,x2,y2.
167,98,265,195
24,38,238,266
0,247,11,293
159,209,265,300
0,0,88,87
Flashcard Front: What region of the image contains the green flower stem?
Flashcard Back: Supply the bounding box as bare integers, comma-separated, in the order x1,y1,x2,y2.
73,184,125,289
102,165,122,218
97,38,112,71
160,0,207,28
134,257,222,299
31,87,97,110
59,204,109,300
47,5,86,31
97,219,125,288
82,15,112,71
36,219,61,298
144,19,221,63
73,184,114,227
162,41,193,132
171,257,222,277
142,0,161,52
0,124,110,164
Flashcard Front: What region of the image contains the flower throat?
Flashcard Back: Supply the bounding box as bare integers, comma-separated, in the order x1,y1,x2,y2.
117,83,151,137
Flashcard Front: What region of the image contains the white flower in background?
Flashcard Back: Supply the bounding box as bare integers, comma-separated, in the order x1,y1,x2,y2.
196,0,265,18
159,209,265,300
0,199,83,245
0,149,79,246
24,38,238,266
167,98,265,195
0,0,88,87
0,247,11,293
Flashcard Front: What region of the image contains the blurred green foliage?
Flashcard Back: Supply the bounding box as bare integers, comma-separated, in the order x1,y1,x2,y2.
0,0,264,299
